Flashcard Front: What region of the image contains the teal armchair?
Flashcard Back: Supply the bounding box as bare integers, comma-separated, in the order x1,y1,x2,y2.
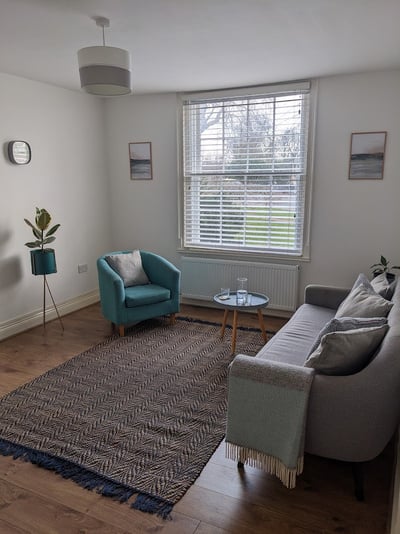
97,250,181,336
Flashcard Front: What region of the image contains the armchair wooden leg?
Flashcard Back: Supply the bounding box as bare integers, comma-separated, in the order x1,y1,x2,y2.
118,325,125,337
169,313,176,325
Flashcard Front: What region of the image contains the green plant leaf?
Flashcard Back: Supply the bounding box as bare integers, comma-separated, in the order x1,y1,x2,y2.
45,224,60,237
380,255,388,266
35,209,51,231
24,241,41,248
24,218,35,229
32,227,42,240
42,236,56,245
25,209,58,249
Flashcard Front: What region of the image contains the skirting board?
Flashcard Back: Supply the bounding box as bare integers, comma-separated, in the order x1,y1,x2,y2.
0,289,99,341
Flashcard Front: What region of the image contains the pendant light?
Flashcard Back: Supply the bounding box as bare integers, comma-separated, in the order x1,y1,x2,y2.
77,16,132,96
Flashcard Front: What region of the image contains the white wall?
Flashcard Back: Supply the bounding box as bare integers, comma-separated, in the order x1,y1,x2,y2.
104,93,180,265
0,73,111,333
105,70,400,302
302,70,400,292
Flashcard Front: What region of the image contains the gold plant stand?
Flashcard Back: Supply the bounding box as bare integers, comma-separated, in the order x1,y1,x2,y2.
42,274,64,331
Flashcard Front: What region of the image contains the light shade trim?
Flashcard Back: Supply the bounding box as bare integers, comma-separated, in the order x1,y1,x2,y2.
79,65,131,95
77,45,132,96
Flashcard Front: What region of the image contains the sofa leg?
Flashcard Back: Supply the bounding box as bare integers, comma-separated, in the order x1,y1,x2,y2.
118,325,125,337
169,313,176,325
352,462,365,501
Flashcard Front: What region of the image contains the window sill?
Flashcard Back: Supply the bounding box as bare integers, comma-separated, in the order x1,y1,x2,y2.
177,247,310,264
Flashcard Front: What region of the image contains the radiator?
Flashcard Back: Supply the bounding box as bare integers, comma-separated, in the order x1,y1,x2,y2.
181,257,299,312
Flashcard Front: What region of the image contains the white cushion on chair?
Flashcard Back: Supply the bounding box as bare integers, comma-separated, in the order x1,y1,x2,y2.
105,251,150,287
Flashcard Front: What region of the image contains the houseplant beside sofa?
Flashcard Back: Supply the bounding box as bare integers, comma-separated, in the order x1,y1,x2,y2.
226,273,400,499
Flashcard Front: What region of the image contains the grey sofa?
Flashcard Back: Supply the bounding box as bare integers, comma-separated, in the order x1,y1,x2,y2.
226,278,400,499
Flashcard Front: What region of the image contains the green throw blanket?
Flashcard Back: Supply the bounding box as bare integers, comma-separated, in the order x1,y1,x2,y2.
225,354,315,489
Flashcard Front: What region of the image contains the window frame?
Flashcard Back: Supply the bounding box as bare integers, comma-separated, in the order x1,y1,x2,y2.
177,80,316,262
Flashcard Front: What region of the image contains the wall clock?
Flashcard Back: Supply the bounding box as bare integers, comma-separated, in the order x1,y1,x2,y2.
8,140,31,165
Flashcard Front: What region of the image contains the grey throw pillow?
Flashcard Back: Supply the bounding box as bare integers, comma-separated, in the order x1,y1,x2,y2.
307,316,388,356
105,251,150,287
304,324,389,375
335,283,393,318
371,273,397,301
352,273,373,292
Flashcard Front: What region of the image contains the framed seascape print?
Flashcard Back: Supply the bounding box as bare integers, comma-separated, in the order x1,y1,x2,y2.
129,142,153,180
348,131,387,180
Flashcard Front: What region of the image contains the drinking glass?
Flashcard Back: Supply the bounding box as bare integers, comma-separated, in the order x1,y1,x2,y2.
236,277,248,305
220,287,230,300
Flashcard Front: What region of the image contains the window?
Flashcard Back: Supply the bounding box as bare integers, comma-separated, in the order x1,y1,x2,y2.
180,81,313,257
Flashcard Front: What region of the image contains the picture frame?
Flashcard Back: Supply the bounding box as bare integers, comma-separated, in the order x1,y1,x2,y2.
348,131,387,180
129,142,153,180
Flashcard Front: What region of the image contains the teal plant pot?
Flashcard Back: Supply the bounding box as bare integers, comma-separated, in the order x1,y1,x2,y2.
30,249,57,276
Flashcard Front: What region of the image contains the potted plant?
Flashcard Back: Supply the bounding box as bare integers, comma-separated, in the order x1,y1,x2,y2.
370,255,400,282
24,208,60,275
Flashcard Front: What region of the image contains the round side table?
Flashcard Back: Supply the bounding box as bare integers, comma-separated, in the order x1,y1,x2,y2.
213,292,270,354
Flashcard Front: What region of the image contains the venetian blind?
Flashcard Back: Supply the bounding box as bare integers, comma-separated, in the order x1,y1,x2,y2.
182,82,311,255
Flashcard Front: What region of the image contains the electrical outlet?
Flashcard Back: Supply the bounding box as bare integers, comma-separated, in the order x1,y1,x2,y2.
78,263,88,274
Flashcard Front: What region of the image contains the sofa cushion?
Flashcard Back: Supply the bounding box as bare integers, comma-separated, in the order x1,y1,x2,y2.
257,304,335,366
307,316,388,356
304,324,389,375
352,272,373,291
106,250,150,287
335,283,393,318
371,273,397,300
125,284,170,307
352,272,396,301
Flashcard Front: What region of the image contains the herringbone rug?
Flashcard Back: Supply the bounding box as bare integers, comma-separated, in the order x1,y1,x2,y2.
0,317,266,517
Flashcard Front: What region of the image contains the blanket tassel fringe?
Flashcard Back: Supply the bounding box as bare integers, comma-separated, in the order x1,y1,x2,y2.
225,441,303,489
0,438,173,518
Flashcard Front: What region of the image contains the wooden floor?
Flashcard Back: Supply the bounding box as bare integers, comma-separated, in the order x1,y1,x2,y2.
0,303,394,533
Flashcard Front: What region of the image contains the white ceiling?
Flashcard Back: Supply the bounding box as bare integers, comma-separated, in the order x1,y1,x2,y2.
1,0,400,95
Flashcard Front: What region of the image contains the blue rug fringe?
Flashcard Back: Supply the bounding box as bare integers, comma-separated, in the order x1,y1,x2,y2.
132,493,173,519
0,438,173,516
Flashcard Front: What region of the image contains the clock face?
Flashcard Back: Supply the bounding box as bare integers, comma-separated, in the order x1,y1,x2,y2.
8,141,31,165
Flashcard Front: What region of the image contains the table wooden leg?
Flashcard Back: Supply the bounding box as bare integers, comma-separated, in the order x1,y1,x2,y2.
257,309,268,343
221,309,229,339
232,310,238,354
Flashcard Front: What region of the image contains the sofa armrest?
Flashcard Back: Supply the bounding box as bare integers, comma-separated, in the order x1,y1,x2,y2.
304,285,350,310
226,354,314,463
